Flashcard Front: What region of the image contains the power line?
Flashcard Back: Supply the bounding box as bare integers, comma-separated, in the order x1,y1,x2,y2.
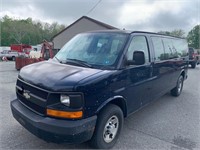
86,0,102,15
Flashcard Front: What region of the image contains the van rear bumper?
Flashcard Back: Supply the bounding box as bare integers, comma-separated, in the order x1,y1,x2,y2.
10,99,97,144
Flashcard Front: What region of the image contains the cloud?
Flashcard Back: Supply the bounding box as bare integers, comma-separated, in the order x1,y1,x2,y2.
118,0,199,32
1,0,199,33
1,0,53,23
87,0,127,28
1,0,126,26
24,0,126,27
30,0,98,24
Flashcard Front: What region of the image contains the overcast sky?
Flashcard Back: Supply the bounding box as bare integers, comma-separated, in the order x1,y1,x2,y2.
1,0,200,34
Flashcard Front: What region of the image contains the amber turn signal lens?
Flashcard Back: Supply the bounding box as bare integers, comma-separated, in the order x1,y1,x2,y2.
47,109,83,119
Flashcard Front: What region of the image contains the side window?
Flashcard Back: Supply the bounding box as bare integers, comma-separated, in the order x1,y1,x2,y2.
3,50,8,54
127,36,149,63
151,36,165,61
173,39,188,57
162,38,176,59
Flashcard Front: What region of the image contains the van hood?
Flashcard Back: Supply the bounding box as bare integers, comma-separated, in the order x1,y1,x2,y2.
19,60,103,91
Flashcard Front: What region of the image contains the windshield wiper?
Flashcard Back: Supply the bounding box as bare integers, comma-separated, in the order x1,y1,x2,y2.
65,58,93,68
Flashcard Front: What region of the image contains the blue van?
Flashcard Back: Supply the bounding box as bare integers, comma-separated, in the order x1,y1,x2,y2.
11,30,188,149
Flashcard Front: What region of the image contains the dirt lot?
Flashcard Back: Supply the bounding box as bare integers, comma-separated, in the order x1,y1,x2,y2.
0,61,200,149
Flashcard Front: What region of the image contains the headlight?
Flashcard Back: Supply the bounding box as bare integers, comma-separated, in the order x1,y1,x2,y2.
60,95,70,106
60,94,83,108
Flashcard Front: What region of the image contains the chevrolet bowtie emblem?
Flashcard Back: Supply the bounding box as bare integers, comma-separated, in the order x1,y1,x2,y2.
23,90,31,99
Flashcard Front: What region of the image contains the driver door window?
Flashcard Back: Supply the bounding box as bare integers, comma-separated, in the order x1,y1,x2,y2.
127,36,149,63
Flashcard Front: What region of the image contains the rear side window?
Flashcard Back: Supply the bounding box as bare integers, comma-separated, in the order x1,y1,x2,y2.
172,39,188,57
152,36,188,60
151,36,165,61
162,38,177,59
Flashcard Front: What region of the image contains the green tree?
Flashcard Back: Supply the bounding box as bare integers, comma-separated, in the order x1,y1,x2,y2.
8,20,30,44
1,15,15,46
158,31,171,36
0,15,65,46
158,29,185,38
170,29,185,37
187,25,200,49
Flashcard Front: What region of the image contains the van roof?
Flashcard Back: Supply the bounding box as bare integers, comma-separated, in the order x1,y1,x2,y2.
86,30,186,39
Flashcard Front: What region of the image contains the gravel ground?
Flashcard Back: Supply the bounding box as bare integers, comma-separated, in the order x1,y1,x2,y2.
0,61,200,149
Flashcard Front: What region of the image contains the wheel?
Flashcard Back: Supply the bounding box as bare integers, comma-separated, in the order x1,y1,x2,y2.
12,56,16,61
90,104,124,149
171,75,184,97
191,62,196,68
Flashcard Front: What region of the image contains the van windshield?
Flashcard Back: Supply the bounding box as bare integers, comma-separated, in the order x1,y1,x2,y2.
54,33,128,69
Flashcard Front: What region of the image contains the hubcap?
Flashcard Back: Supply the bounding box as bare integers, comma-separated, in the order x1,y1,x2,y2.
177,78,183,93
103,115,119,143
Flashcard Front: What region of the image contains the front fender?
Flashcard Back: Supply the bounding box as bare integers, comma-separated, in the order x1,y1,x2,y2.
95,95,127,117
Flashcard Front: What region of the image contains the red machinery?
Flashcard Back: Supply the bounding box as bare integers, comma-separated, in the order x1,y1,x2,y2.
15,40,56,70
11,44,32,54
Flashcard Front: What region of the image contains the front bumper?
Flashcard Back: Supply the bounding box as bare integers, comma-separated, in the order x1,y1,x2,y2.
11,99,97,144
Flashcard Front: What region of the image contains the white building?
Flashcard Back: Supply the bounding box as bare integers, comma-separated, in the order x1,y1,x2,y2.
52,16,118,49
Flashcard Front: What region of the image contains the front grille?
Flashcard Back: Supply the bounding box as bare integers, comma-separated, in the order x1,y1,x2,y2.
17,93,46,115
17,79,48,100
16,78,48,115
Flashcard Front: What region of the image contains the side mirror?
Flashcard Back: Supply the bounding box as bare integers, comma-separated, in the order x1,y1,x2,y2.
127,51,145,65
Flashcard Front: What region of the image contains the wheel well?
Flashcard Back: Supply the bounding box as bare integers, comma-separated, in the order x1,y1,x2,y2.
109,98,127,117
181,71,185,78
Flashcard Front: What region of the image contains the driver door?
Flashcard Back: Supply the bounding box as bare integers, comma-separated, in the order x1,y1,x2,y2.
124,35,153,113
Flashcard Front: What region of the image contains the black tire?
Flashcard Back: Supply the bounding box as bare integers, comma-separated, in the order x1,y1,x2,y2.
90,104,124,149
171,75,184,97
12,56,16,61
191,62,196,68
